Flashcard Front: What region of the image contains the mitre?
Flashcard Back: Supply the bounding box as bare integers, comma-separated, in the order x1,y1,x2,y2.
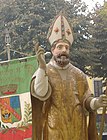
47,12,74,46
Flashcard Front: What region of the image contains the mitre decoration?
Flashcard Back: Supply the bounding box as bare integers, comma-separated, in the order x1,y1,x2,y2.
47,12,73,46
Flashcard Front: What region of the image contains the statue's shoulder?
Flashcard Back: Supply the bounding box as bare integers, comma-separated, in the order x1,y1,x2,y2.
69,63,86,78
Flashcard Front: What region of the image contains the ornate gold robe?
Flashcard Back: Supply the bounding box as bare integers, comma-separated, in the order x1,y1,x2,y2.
30,63,98,140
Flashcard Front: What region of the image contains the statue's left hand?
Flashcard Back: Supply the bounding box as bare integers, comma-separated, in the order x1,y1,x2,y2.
95,94,107,109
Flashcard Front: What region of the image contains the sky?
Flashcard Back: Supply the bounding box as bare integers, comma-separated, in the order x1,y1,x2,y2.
82,0,105,10
66,0,105,11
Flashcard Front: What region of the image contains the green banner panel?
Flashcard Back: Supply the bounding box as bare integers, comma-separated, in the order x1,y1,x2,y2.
0,56,38,96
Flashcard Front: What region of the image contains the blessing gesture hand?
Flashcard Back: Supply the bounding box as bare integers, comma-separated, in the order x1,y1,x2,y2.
34,42,46,70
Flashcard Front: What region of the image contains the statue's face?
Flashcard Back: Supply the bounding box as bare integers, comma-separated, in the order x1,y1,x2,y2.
51,42,70,67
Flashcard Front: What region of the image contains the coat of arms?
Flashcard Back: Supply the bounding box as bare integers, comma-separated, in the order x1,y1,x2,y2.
0,93,21,124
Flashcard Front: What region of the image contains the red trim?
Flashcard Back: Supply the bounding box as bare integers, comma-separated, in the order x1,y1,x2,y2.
3,91,16,95
0,125,32,140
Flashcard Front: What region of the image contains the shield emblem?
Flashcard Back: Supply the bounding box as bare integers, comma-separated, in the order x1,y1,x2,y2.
0,96,22,123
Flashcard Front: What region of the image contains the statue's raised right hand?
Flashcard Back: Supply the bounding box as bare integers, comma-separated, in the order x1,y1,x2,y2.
34,42,46,70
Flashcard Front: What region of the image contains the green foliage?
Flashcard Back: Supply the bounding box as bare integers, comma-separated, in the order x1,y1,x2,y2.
0,0,68,60
0,0,89,65
88,2,107,79
1,0,107,78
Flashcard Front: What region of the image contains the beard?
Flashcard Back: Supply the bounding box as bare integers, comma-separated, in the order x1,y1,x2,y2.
53,53,70,67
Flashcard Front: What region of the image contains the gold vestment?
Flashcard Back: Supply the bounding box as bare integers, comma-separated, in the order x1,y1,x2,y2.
31,63,98,140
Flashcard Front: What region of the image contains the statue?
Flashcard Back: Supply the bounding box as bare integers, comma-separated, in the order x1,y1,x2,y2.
30,12,107,140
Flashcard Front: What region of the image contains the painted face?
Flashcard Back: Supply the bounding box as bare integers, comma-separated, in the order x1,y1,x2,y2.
51,42,70,67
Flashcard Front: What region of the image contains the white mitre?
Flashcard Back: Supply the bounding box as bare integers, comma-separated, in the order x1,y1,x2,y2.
47,12,74,46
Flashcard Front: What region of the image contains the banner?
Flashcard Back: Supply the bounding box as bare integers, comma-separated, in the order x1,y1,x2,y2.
0,56,38,139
